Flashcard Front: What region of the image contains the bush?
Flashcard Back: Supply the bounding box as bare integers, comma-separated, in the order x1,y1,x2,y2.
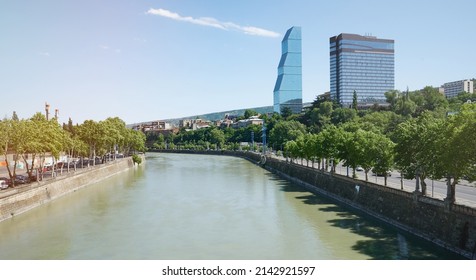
132,154,142,165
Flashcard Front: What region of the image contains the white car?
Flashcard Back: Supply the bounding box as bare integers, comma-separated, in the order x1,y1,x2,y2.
356,166,364,171
0,180,8,190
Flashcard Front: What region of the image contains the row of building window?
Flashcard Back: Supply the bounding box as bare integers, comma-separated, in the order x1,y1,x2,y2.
338,39,394,49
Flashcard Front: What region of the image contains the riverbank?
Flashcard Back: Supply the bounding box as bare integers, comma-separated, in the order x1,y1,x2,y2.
154,149,476,259
0,156,143,223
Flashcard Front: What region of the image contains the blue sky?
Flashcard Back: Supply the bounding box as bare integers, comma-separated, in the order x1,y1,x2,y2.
1,0,474,124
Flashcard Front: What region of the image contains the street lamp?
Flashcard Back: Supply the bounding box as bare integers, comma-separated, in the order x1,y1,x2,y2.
251,131,254,151
261,124,266,155
415,167,421,193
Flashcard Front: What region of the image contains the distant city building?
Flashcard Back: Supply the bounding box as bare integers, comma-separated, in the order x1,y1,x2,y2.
442,79,474,98
330,33,394,107
132,121,171,132
273,26,302,114
178,118,211,130
232,116,264,129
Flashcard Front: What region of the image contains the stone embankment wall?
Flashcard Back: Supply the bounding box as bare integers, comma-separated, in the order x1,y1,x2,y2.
0,157,139,223
156,149,476,259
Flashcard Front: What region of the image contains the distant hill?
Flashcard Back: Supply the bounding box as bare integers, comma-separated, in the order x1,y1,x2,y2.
128,102,312,127
129,105,274,127
167,105,274,124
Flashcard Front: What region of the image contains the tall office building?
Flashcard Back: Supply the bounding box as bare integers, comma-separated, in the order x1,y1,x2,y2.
273,26,302,114
330,33,394,107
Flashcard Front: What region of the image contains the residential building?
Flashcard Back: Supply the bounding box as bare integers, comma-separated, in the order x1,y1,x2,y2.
330,33,394,107
442,79,474,98
179,118,212,130
232,116,264,128
132,121,171,132
273,26,302,114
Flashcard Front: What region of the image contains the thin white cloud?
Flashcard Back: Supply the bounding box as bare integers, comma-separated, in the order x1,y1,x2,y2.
146,8,280,38
39,52,50,57
100,45,121,54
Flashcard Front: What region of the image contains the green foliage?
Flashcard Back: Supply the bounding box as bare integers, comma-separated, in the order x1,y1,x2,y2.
352,90,358,110
132,154,142,165
244,109,259,119
331,107,357,126
318,125,346,172
268,120,306,151
430,103,476,202
280,106,293,119
0,111,147,184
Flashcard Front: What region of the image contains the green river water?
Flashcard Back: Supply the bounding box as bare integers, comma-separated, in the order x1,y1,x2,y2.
0,153,461,259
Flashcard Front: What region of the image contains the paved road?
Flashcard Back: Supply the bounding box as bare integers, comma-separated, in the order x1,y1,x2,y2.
347,167,476,208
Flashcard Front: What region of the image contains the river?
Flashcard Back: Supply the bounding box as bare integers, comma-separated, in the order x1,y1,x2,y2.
0,153,461,259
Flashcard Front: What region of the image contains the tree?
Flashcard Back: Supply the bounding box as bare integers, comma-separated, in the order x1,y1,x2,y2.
418,86,448,113
284,140,299,163
208,128,225,149
370,133,395,186
22,113,64,180
6,118,29,185
280,106,293,119
319,125,346,173
102,117,128,159
331,107,358,126
77,120,106,166
352,90,358,110
0,118,16,185
393,112,443,195
244,109,259,119
384,90,401,111
153,134,166,149
431,103,476,203
359,111,406,135
269,120,306,151
126,129,146,154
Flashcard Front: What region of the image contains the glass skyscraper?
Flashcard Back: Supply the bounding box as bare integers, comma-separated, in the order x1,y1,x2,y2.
273,26,302,114
330,33,394,107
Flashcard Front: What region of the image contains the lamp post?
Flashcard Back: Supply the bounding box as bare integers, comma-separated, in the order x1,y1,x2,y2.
251,131,254,152
261,124,266,155
415,167,421,193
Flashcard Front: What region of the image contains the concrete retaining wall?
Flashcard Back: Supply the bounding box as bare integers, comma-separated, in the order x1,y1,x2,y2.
0,157,138,223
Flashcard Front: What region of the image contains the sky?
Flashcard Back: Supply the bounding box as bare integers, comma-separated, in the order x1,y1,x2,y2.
1,0,474,125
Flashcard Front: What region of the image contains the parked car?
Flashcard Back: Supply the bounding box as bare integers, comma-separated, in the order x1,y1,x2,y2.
0,177,12,187
356,166,364,171
0,180,8,190
372,169,392,177
14,174,30,185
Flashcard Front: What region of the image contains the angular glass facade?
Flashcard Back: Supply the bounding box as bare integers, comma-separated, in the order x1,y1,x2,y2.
330,33,394,107
274,26,302,113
